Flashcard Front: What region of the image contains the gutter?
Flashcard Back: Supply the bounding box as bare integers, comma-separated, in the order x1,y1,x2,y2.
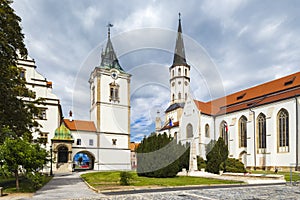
295,95,299,171
249,107,256,170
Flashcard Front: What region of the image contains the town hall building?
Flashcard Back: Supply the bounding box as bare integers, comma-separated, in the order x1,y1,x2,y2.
157,16,300,172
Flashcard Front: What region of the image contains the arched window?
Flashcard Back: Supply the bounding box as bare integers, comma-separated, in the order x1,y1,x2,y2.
220,121,228,145
186,123,193,138
178,92,181,100
109,82,120,102
172,70,174,77
185,93,187,100
92,86,95,105
172,94,175,102
184,68,187,76
239,116,247,148
178,68,181,75
205,124,210,137
257,113,266,150
278,109,289,152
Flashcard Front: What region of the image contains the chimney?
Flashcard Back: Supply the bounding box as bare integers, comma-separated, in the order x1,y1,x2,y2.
69,110,73,121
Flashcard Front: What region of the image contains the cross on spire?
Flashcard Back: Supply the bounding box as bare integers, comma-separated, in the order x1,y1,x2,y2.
107,23,113,38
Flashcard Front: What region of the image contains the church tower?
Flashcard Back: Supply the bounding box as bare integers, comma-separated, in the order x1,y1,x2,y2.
89,24,131,170
169,13,190,105
165,14,190,125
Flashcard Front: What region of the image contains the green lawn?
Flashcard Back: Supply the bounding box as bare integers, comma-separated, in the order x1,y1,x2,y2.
0,175,52,193
250,170,300,182
81,171,241,191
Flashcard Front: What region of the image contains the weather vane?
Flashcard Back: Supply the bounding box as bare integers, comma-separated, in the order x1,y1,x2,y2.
107,23,113,38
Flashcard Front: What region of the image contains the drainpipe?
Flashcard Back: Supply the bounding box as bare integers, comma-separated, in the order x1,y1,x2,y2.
250,108,256,170
213,116,216,141
295,95,299,171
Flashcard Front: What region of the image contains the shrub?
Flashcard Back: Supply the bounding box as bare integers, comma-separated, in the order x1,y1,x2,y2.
26,172,45,189
205,137,228,174
119,171,132,186
224,158,247,173
197,156,206,170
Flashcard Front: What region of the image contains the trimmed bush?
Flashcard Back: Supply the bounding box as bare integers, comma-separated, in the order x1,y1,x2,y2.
119,171,132,186
224,158,247,173
197,156,206,170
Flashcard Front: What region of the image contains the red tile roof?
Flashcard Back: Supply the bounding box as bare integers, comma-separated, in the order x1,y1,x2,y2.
160,121,179,131
195,71,300,115
63,119,96,132
130,142,140,151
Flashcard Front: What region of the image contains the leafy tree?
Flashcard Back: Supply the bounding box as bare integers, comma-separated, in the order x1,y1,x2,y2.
137,133,189,178
0,0,41,143
205,137,228,174
0,137,48,190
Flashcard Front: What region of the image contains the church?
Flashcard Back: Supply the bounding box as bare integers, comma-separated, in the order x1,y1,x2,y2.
157,16,300,172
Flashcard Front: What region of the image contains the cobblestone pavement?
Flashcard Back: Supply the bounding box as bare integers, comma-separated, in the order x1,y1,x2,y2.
85,185,300,200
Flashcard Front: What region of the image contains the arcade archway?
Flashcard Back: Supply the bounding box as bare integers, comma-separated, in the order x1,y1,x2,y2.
73,151,95,170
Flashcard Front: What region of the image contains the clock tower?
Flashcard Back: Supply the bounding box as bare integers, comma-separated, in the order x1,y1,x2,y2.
89,24,131,170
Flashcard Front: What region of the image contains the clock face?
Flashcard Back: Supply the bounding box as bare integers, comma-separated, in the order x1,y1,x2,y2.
111,71,118,80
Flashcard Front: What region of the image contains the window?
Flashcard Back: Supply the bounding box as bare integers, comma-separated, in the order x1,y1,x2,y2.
172,70,174,77
239,116,247,148
36,108,47,120
220,121,228,145
77,139,81,145
109,82,120,102
172,94,175,102
257,113,266,150
185,93,187,100
92,86,95,105
39,132,48,145
205,124,210,137
178,68,181,75
184,68,187,76
186,123,193,138
89,139,93,146
20,70,25,79
178,92,181,100
278,109,289,152
112,139,117,145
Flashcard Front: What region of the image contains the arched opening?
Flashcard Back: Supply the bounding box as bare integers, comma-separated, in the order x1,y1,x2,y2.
239,116,247,148
58,146,68,163
239,151,247,166
73,151,95,170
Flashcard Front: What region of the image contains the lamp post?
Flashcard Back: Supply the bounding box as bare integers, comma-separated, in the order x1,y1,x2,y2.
50,144,53,176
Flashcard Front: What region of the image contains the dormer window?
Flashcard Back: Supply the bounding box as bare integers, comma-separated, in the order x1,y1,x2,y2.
284,77,295,86
237,93,246,100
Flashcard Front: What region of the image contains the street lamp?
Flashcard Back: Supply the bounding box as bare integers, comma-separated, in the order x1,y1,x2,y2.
50,144,53,176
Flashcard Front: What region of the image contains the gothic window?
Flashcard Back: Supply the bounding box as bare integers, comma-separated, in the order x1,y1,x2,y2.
220,121,228,145
92,86,95,105
205,124,210,137
186,123,193,138
278,109,289,152
185,68,187,76
257,113,266,150
239,116,247,148
178,92,181,100
109,82,120,102
185,93,187,100
178,68,181,75
77,139,81,145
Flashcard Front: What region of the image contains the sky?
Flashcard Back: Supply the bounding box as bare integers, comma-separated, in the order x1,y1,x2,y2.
12,0,300,142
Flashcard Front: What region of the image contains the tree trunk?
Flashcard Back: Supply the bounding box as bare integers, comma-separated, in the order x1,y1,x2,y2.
15,169,19,191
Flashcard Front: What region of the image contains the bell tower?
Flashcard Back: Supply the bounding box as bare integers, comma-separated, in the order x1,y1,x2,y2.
89,24,131,170
169,13,190,105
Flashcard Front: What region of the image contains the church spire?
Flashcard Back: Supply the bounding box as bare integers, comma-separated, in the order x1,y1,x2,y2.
100,23,124,72
172,13,187,66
